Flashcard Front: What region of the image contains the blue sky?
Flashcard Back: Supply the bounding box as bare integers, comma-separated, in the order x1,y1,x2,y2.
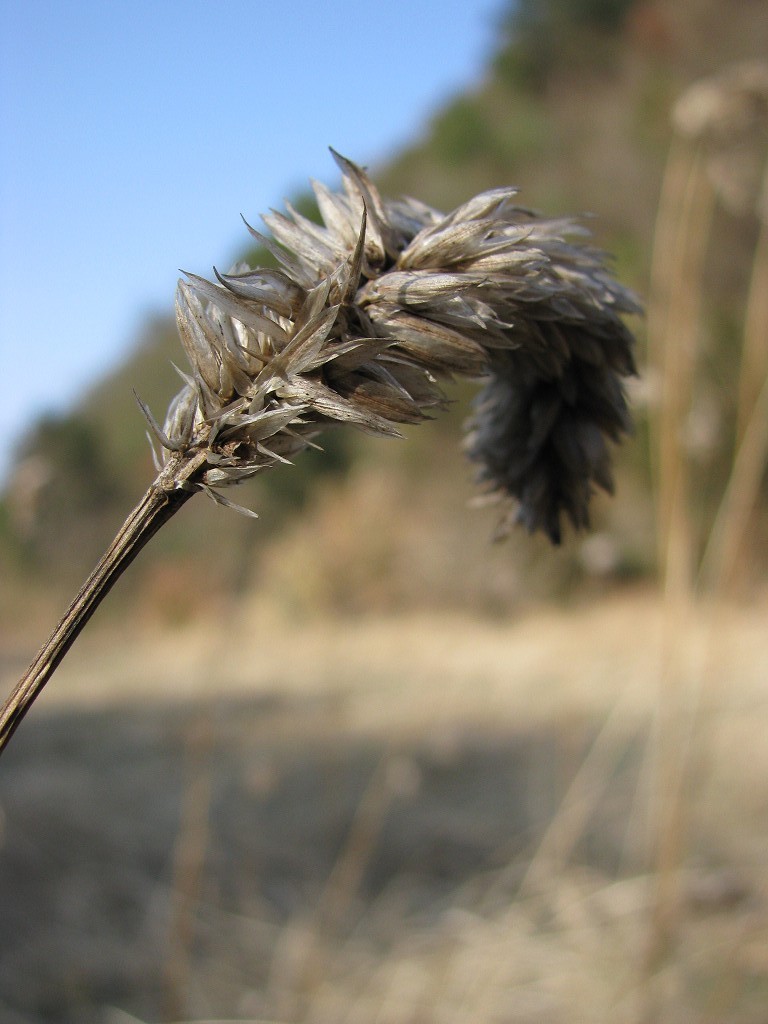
0,0,503,484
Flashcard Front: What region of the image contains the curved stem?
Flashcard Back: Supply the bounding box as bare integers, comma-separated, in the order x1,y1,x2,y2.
0,475,194,754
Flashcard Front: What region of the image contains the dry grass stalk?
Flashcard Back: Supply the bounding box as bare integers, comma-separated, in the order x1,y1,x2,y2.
268,753,409,1021
643,137,713,981
679,61,768,593
0,151,638,753
163,713,216,1021
736,170,768,442
647,136,715,595
643,61,768,1013
518,685,638,898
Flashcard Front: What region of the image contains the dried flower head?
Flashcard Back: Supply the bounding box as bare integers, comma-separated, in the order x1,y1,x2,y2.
673,60,768,219
149,151,638,544
0,152,640,753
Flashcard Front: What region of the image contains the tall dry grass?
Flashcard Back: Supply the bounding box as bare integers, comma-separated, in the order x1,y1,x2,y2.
3,70,768,1024
642,60,768,1019
227,63,768,1024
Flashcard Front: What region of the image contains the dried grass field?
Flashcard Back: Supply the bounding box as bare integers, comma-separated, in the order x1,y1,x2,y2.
1,586,767,1024
2,47,768,1024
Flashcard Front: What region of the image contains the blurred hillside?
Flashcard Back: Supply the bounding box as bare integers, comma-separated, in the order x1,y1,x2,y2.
3,0,768,624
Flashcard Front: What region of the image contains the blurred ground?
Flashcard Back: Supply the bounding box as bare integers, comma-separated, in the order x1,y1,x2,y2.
0,586,767,1024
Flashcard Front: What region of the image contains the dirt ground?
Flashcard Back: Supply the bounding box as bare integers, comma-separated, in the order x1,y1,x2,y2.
0,587,767,1024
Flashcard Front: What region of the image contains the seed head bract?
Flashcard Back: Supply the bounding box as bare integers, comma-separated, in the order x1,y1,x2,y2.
153,151,639,543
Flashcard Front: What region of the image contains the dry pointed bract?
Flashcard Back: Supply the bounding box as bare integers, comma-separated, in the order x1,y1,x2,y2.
158,150,639,542
0,152,639,752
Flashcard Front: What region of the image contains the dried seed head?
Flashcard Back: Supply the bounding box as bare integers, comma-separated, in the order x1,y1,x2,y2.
673,60,768,218
156,151,639,543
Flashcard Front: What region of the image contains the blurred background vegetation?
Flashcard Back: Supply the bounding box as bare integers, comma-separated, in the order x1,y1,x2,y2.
2,0,767,626
3,3,768,1022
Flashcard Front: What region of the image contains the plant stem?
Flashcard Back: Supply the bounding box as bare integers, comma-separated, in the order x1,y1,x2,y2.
0,462,198,754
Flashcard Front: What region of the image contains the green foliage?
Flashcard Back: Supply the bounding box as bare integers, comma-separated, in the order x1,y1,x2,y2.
426,84,554,177
82,315,181,488
493,0,636,92
0,498,18,564
431,97,497,165
489,88,555,167
18,413,115,510
254,427,353,520
4,413,121,580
